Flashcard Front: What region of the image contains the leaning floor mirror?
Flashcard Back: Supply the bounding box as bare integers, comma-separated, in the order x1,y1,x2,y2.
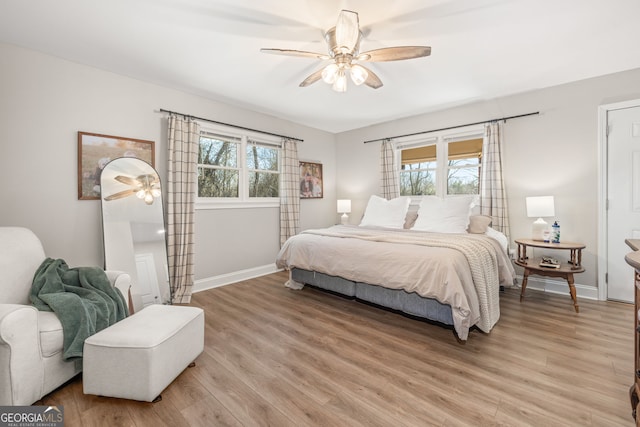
100,157,171,311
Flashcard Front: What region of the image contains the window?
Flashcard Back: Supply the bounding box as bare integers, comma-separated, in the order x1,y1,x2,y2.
197,126,280,207
198,132,240,198
400,142,437,196
246,141,279,197
398,130,483,197
447,138,482,195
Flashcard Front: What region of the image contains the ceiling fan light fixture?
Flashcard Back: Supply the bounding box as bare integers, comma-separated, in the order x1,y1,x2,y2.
144,192,154,205
261,9,431,92
350,64,368,86
321,63,338,84
332,70,347,92
136,189,146,199
151,188,161,198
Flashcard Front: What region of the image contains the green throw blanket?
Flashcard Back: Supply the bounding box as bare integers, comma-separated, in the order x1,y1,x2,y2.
30,258,129,361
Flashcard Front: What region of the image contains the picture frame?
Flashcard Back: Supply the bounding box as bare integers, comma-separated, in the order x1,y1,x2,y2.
78,131,155,200
299,161,323,199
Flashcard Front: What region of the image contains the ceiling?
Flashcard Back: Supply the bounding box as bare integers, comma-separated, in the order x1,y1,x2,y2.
1,0,640,133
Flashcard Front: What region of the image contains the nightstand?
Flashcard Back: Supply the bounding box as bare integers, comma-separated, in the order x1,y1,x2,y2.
514,238,585,312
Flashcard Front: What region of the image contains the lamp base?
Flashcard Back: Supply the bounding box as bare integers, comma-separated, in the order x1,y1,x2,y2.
340,213,349,225
531,218,548,241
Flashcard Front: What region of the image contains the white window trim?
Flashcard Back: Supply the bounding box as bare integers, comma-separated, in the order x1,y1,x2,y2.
395,125,484,199
196,122,281,210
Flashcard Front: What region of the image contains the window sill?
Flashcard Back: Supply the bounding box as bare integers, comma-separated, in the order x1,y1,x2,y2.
196,199,280,210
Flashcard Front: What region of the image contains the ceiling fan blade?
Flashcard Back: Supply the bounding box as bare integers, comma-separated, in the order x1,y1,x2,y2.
104,189,137,201
114,175,139,186
260,48,329,60
335,10,360,52
299,68,324,87
358,46,431,62
361,66,383,89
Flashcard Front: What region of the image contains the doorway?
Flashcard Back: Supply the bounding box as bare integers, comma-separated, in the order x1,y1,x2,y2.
599,99,640,303
135,252,162,307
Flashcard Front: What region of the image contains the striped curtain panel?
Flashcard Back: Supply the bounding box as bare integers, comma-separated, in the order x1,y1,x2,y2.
380,139,399,199
280,138,300,246
481,121,511,244
166,114,200,303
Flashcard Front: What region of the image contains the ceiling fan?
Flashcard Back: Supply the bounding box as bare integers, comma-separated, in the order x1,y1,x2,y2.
104,174,161,205
260,9,431,92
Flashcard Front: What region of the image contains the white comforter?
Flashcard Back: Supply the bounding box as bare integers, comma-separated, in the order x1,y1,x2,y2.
275,225,515,340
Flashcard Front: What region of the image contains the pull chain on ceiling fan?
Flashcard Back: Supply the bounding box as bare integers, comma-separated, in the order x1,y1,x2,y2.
261,10,431,92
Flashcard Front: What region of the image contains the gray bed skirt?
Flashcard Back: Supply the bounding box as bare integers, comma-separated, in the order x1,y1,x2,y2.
291,268,454,327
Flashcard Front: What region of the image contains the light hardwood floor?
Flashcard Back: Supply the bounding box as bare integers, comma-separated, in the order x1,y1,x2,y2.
42,271,635,426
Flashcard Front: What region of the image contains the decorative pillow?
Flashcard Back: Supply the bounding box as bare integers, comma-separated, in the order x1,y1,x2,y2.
411,196,477,233
403,210,419,229
467,215,492,234
359,195,411,229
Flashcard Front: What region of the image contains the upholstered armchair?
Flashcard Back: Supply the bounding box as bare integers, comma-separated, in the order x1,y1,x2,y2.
0,227,131,405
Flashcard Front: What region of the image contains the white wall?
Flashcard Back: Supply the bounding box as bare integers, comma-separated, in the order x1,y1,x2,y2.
336,68,640,290
4,41,640,293
0,42,335,282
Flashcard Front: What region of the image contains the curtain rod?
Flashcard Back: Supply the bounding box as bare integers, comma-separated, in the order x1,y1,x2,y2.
363,111,540,144
159,108,304,142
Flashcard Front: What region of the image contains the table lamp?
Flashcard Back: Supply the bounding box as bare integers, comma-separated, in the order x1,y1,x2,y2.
526,196,555,241
337,199,351,225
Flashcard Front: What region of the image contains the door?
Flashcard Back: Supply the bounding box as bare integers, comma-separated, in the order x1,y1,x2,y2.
607,105,640,302
135,252,162,307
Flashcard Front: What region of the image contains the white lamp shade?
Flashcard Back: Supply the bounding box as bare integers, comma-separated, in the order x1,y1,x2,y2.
350,64,369,86
332,70,347,92
322,63,338,84
337,199,351,213
526,196,555,218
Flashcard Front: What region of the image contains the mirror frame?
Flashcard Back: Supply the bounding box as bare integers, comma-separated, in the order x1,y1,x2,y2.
100,157,171,310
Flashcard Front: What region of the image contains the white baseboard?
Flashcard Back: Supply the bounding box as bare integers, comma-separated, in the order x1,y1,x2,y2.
193,268,599,301
193,263,282,293
514,275,599,300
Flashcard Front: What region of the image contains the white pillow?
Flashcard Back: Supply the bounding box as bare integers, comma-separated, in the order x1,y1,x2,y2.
485,226,509,253
412,196,477,233
359,195,411,229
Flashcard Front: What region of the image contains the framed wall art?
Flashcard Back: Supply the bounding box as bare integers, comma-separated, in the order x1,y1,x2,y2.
299,161,323,199
78,131,155,200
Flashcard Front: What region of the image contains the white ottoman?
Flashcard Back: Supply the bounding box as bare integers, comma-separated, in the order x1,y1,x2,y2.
83,304,204,402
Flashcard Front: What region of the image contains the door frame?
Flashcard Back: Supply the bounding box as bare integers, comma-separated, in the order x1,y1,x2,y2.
597,98,640,300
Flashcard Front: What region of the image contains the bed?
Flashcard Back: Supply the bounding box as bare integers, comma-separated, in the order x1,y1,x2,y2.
275,195,516,340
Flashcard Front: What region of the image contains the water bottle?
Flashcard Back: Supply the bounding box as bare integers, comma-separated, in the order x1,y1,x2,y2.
551,221,560,243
